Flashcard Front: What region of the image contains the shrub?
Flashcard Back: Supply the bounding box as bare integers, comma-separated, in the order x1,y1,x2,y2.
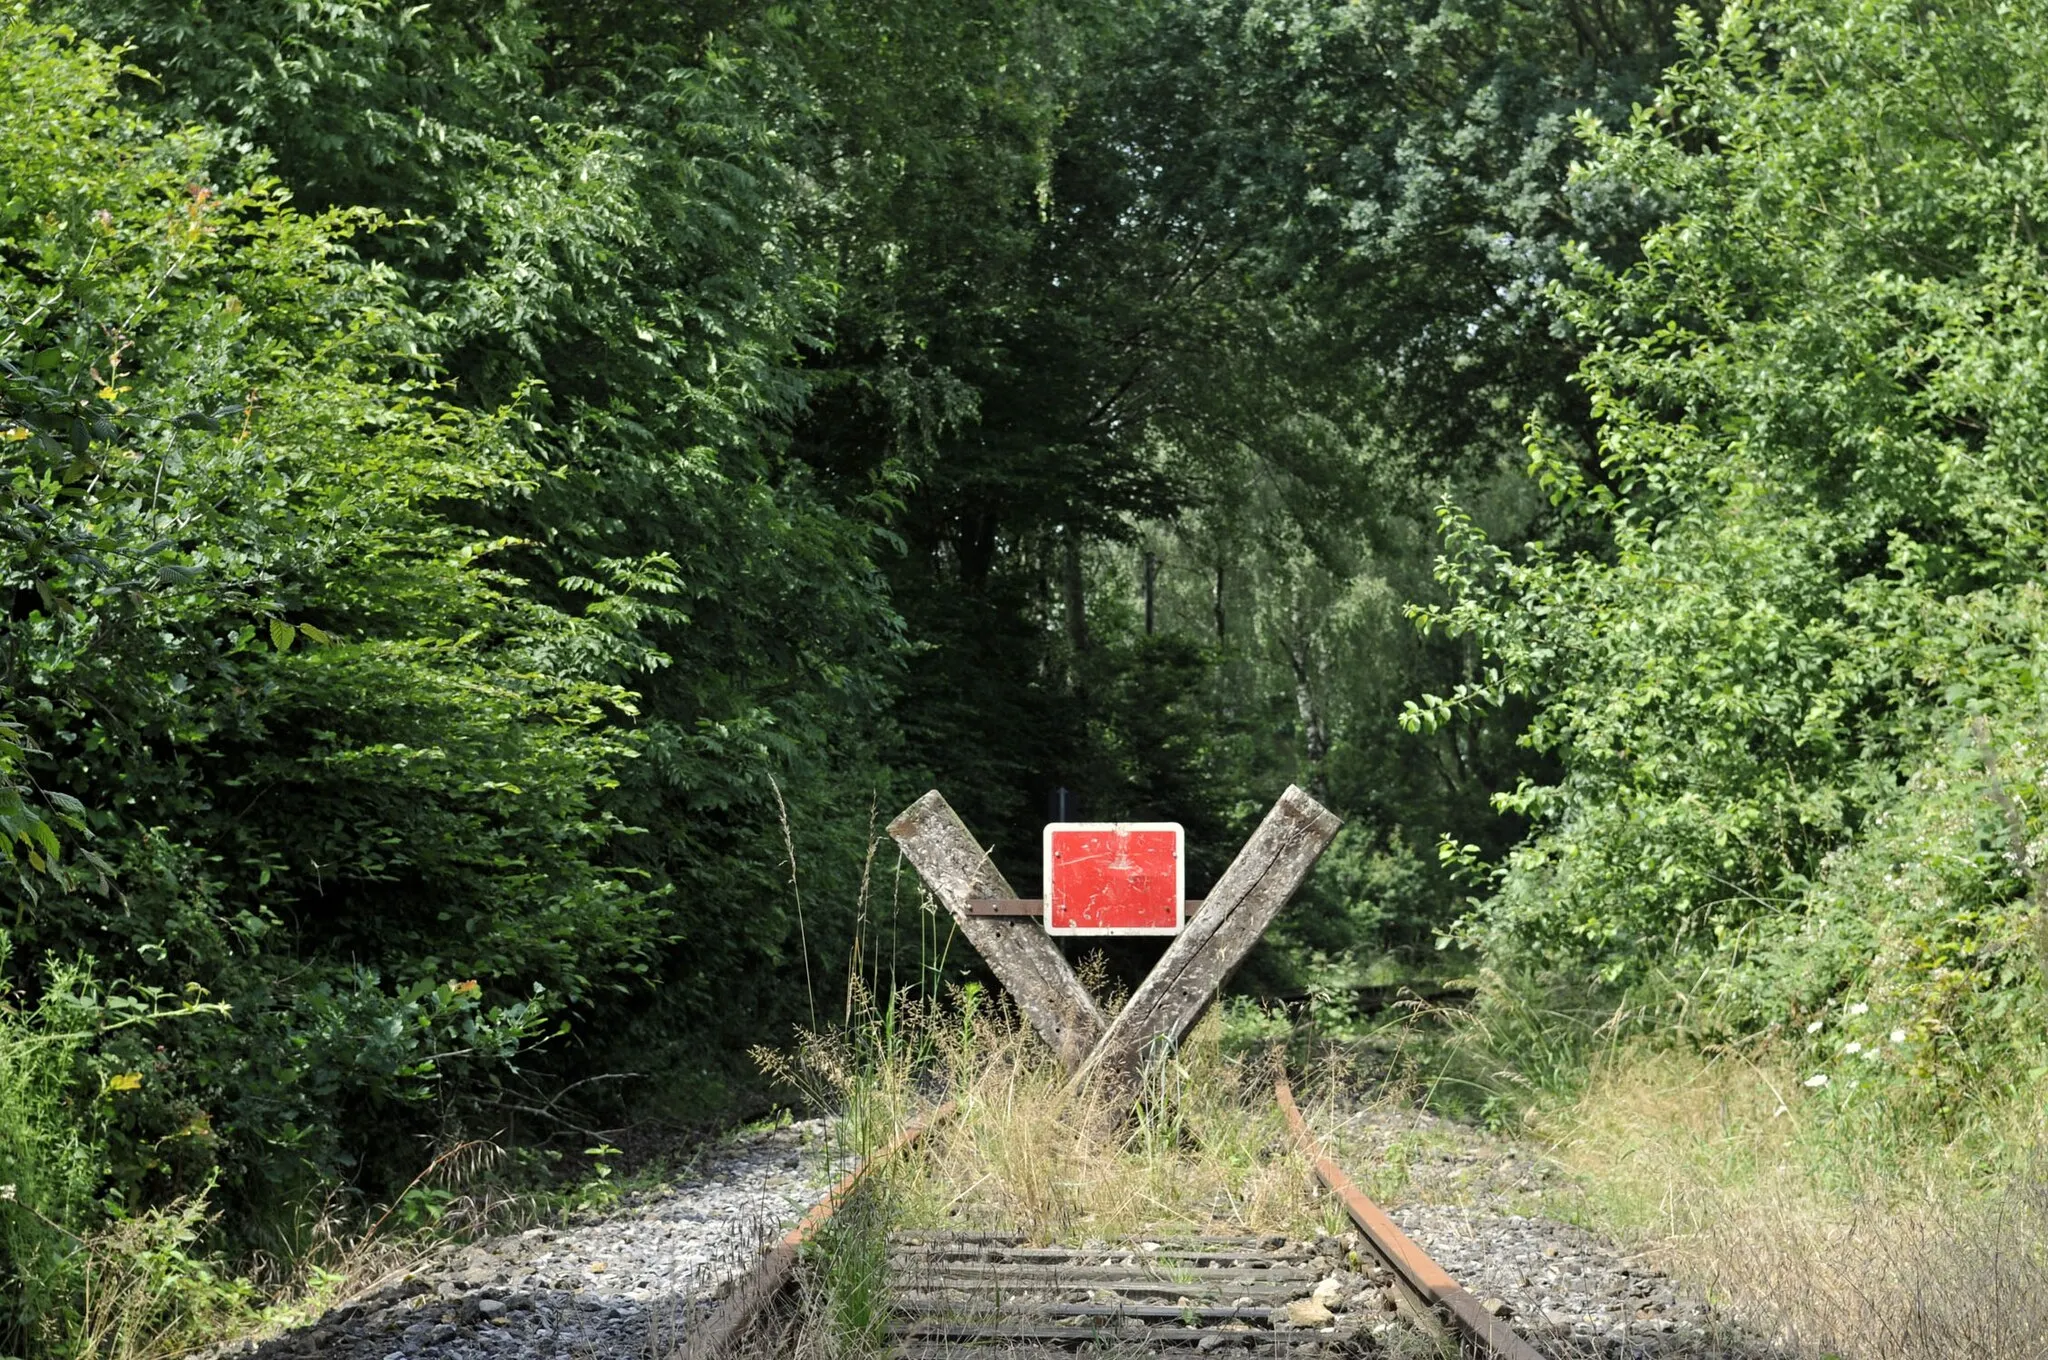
1412,0,2048,1134
0,5,652,1246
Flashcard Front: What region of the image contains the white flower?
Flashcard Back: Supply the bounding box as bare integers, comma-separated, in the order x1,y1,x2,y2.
1861,1047,1882,1061
1890,1029,1907,1044
1803,1073,1830,1088
1847,1002,1870,1016
1843,1041,1863,1055
1805,1019,1824,1034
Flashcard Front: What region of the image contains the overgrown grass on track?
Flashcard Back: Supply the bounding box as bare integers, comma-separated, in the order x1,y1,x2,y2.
757,981,1337,1245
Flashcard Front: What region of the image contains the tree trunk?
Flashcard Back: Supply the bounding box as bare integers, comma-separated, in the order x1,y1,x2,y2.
1062,528,1089,653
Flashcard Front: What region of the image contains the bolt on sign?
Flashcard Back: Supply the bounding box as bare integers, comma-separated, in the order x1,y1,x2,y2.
1043,822,1184,935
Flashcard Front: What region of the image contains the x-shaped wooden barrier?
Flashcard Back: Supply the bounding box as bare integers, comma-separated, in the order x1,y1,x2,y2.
887,786,1342,1091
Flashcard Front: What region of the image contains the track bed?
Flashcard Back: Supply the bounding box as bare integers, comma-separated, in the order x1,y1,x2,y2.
887,1232,1393,1356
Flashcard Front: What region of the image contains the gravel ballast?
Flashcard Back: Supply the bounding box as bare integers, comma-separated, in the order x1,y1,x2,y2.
231,1119,836,1360
229,1101,1771,1360
1325,1102,1774,1359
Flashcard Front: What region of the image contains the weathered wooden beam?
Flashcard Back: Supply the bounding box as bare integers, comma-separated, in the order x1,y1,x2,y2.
888,791,1107,1071
1077,785,1340,1089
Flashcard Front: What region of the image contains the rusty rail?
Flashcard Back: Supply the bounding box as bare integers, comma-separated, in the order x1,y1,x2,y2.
1275,1074,1544,1360
681,1102,954,1360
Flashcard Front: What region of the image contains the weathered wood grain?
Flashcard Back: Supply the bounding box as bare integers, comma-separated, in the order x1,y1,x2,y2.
1077,785,1340,1088
888,791,1106,1070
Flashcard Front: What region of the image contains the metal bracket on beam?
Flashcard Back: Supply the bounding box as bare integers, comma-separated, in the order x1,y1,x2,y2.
965,897,1045,917
964,898,1209,918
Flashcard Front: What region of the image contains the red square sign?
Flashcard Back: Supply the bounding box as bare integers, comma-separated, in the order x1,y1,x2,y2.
1042,822,1184,936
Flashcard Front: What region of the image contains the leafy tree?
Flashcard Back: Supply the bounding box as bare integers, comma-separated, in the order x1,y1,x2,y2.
0,7,651,1257
1418,0,2048,1124
60,0,928,1114
827,0,1690,975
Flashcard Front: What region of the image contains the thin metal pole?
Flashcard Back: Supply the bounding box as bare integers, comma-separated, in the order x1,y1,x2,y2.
1143,552,1157,634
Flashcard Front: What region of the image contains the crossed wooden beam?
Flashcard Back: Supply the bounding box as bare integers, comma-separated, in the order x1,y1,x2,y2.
888,786,1342,1091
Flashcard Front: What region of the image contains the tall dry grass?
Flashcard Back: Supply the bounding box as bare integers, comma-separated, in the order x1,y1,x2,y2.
1545,1047,2048,1360
758,980,1331,1244
747,983,1347,1360
904,1007,1325,1240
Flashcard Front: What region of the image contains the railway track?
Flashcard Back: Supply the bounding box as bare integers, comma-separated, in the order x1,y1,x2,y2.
886,1232,1386,1356
683,1078,1545,1359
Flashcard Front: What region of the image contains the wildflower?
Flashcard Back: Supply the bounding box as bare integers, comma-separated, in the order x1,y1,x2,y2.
1847,1002,1870,1016
1843,1041,1862,1055
1890,1029,1907,1044
0,1184,13,1201
1861,1047,1881,1061
1805,1019,1824,1034
1803,1073,1829,1088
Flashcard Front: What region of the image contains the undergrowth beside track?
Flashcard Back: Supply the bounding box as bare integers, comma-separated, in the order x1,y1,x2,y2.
1280,980,2048,1360
1541,1047,2048,1360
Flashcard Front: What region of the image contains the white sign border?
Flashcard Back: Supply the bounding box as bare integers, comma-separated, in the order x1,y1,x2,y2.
1041,821,1186,937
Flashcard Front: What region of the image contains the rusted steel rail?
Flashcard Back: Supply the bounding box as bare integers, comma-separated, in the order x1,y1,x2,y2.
1275,1075,1543,1360
682,1102,955,1360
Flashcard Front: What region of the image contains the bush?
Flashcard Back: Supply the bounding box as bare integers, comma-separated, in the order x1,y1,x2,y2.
0,5,652,1249
1413,0,2048,1136
0,936,249,1355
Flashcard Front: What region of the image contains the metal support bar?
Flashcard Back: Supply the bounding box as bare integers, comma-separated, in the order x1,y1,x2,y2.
965,897,1209,918
966,897,1045,917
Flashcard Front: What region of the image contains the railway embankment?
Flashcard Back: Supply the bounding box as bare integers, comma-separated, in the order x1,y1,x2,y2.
214,1085,1766,1360
221,1121,836,1360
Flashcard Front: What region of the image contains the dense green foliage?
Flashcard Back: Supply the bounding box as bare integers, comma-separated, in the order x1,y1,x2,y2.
61,0,918,1115
12,0,2048,1350
0,10,657,1340
1419,0,2048,1130
818,0,1688,973
1069,0,1680,965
